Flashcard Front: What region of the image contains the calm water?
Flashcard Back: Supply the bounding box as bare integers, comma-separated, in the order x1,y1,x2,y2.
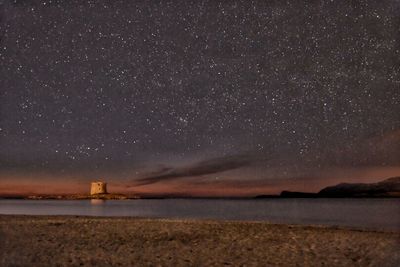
1,198,399,231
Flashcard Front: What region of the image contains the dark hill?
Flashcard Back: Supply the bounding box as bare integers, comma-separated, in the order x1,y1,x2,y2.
257,177,400,199
318,177,400,197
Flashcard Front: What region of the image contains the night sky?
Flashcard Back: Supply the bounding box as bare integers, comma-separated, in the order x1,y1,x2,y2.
1,0,399,196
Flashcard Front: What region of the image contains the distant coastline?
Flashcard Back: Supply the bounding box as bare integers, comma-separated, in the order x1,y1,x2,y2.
267,176,400,199
1,176,399,200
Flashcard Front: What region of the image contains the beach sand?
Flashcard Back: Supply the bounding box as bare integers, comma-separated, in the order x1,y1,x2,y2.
0,215,399,267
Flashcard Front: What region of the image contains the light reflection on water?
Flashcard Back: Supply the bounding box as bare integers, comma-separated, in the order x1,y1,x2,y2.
90,199,105,205
0,198,399,231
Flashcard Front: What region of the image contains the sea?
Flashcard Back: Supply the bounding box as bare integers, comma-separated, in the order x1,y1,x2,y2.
0,198,399,231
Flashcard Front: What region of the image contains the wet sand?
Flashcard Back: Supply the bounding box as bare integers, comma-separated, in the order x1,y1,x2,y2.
0,215,399,267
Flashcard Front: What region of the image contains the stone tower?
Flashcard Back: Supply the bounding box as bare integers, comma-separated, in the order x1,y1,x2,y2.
90,181,108,195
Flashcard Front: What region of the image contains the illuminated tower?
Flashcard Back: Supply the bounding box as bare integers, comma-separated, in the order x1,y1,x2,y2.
90,181,107,195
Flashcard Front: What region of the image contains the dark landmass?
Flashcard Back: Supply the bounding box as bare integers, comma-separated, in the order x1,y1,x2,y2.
1,194,253,200
254,194,280,199
0,195,26,200
256,176,400,199
279,191,319,198
318,176,400,197
25,193,138,200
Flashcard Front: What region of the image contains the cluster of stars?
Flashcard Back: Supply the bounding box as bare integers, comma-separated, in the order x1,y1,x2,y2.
0,0,399,176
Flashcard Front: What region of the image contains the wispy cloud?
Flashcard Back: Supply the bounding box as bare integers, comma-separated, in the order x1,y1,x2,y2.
132,154,260,186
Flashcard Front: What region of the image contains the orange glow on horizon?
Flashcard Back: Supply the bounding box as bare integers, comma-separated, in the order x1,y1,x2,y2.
1,166,399,197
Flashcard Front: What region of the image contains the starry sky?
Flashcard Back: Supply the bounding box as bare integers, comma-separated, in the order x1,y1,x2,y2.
1,0,399,197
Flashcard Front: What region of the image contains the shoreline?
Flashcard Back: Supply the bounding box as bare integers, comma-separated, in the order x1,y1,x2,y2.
1,215,399,266
1,214,399,234
2,195,400,200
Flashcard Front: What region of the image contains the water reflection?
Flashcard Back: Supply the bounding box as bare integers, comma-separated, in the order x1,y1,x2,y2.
1,199,399,231
90,199,105,205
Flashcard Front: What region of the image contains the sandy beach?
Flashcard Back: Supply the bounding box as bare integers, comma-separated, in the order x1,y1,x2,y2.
0,215,399,267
